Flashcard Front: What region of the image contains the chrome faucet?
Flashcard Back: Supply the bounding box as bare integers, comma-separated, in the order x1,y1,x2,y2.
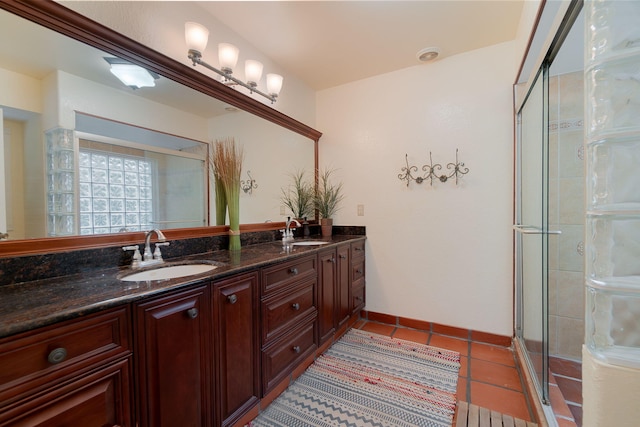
123,229,169,269
281,217,301,243
143,229,167,262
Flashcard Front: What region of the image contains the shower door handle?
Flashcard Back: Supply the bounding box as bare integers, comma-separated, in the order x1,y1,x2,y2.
513,225,562,235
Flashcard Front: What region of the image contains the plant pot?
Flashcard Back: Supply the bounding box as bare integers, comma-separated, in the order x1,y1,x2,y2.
320,218,333,237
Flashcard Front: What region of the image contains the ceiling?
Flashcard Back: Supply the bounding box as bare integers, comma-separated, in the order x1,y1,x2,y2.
198,1,526,91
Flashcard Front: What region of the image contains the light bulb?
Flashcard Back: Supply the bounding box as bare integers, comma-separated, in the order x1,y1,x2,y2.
218,43,239,74
245,60,263,87
266,73,283,97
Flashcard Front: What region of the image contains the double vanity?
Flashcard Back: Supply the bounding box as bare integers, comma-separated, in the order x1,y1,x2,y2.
0,234,366,427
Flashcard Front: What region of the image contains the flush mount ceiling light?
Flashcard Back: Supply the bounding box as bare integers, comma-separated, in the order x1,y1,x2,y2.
416,47,440,63
104,57,159,89
185,21,283,104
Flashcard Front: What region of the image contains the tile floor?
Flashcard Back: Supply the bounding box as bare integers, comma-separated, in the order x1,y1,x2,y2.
353,319,537,423
549,356,582,427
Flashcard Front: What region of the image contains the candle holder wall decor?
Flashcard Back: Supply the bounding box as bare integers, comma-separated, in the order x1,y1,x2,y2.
241,170,258,194
398,149,469,187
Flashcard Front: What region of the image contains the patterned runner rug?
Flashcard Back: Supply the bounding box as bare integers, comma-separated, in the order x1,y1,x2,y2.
251,328,461,427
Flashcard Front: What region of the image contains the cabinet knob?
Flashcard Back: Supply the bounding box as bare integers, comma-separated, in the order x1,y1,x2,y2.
355,296,363,301
356,269,363,274
328,257,335,263
292,302,300,311
289,267,298,275
227,294,238,304
186,308,199,319
292,345,301,354
47,347,67,364
339,254,347,259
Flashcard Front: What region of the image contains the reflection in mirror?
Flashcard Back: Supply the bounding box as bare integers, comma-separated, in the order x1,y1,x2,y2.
0,6,315,243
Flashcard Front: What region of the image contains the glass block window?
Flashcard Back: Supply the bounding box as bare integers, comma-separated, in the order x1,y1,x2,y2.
79,149,154,235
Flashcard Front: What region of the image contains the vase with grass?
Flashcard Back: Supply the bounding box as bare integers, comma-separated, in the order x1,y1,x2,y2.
211,138,243,251
280,168,314,220
315,167,344,237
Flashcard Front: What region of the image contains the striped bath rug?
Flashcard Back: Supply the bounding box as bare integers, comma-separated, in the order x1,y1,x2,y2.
250,328,461,427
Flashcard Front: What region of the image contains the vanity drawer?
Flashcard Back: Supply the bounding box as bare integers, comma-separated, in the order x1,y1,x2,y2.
350,240,365,260
352,259,365,282
0,306,131,406
352,280,366,313
262,318,316,395
262,280,316,343
262,255,317,295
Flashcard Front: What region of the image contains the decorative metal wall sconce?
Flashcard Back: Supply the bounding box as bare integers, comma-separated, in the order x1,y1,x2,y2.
241,170,258,194
398,149,469,187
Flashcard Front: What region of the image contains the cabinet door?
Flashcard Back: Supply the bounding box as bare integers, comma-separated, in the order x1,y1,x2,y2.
135,285,212,427
0,358,132,427
336,244,351,328
317,248,337,344
214,272,259,427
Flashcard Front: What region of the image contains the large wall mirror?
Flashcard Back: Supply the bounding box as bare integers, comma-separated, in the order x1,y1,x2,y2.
0,1,321,255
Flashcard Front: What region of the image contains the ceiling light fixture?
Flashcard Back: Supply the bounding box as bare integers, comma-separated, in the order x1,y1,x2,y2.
104,57,159,89
185,21,283,104
416,47,440,63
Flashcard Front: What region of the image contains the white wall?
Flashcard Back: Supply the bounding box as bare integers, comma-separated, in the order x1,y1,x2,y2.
317,41,519,336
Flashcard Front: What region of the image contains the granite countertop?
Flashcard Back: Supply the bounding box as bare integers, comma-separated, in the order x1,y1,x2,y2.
0,235,365,339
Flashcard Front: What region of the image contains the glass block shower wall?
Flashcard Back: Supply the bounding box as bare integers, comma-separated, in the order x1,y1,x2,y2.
585,0,640,369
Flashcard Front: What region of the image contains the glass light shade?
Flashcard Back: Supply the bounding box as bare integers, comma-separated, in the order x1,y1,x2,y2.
109,64,156,89
266,73,284,96
185,22,209,54
245,60,263,85
218,43,239,72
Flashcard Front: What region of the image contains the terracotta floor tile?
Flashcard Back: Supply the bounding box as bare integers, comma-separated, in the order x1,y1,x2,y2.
470,359,522,391
549,383,574,419
556,418,578,427
457,376,468,401
555,376,582,405
392,327,429,344
458,355,469,378
550,357,582,380
568,403,583,426
359,322,395,336
353,319,367,329
470,381,532,421
470,342,516,366
429,334,469,356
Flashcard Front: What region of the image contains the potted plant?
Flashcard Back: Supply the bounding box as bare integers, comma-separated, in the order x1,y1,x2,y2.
314,167,345,237
280,169,314,220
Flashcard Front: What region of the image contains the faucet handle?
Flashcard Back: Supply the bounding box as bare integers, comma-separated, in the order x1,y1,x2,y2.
122,245,142,268
153,242,170,261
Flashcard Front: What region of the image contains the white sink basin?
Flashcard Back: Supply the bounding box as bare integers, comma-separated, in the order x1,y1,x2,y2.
292,241,330,246
119,263,218,282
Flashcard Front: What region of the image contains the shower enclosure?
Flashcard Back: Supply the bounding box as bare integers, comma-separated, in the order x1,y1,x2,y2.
514,0,585,419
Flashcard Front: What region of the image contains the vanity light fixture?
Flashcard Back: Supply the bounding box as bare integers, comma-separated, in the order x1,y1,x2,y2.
104,57,159,89
185,21,283,103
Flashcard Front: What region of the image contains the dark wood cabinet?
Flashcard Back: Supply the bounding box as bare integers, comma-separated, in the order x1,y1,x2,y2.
134,284,212,427
350,241,366,313
214,272,260,427
318,248,337,343
318,242,354,344
0,307,132,427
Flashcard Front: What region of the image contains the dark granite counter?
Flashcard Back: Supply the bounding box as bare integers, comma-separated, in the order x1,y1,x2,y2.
0,235,365,339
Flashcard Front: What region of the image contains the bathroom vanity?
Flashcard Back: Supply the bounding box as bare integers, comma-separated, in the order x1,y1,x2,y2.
0,236,366,427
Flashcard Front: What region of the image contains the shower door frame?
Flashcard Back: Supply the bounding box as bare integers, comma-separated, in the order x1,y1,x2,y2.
513,0,583,411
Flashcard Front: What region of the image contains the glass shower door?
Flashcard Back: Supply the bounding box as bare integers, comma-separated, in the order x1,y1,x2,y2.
515,68,550,404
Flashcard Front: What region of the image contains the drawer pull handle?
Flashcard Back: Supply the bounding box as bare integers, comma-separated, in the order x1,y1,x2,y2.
292,303,300,311
227,294,238,304
292,345,301,354
354,247,363,251
328,257,335,263
289,267,298,275
356,269,363,274
186,308,199,319
48,347,67,365
355,296,363,301
339,254,347,259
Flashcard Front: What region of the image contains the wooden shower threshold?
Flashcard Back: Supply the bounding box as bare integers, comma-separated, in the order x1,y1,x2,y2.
455,401,539,427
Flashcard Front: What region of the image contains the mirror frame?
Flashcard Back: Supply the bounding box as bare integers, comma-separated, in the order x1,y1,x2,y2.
0,0,322,256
